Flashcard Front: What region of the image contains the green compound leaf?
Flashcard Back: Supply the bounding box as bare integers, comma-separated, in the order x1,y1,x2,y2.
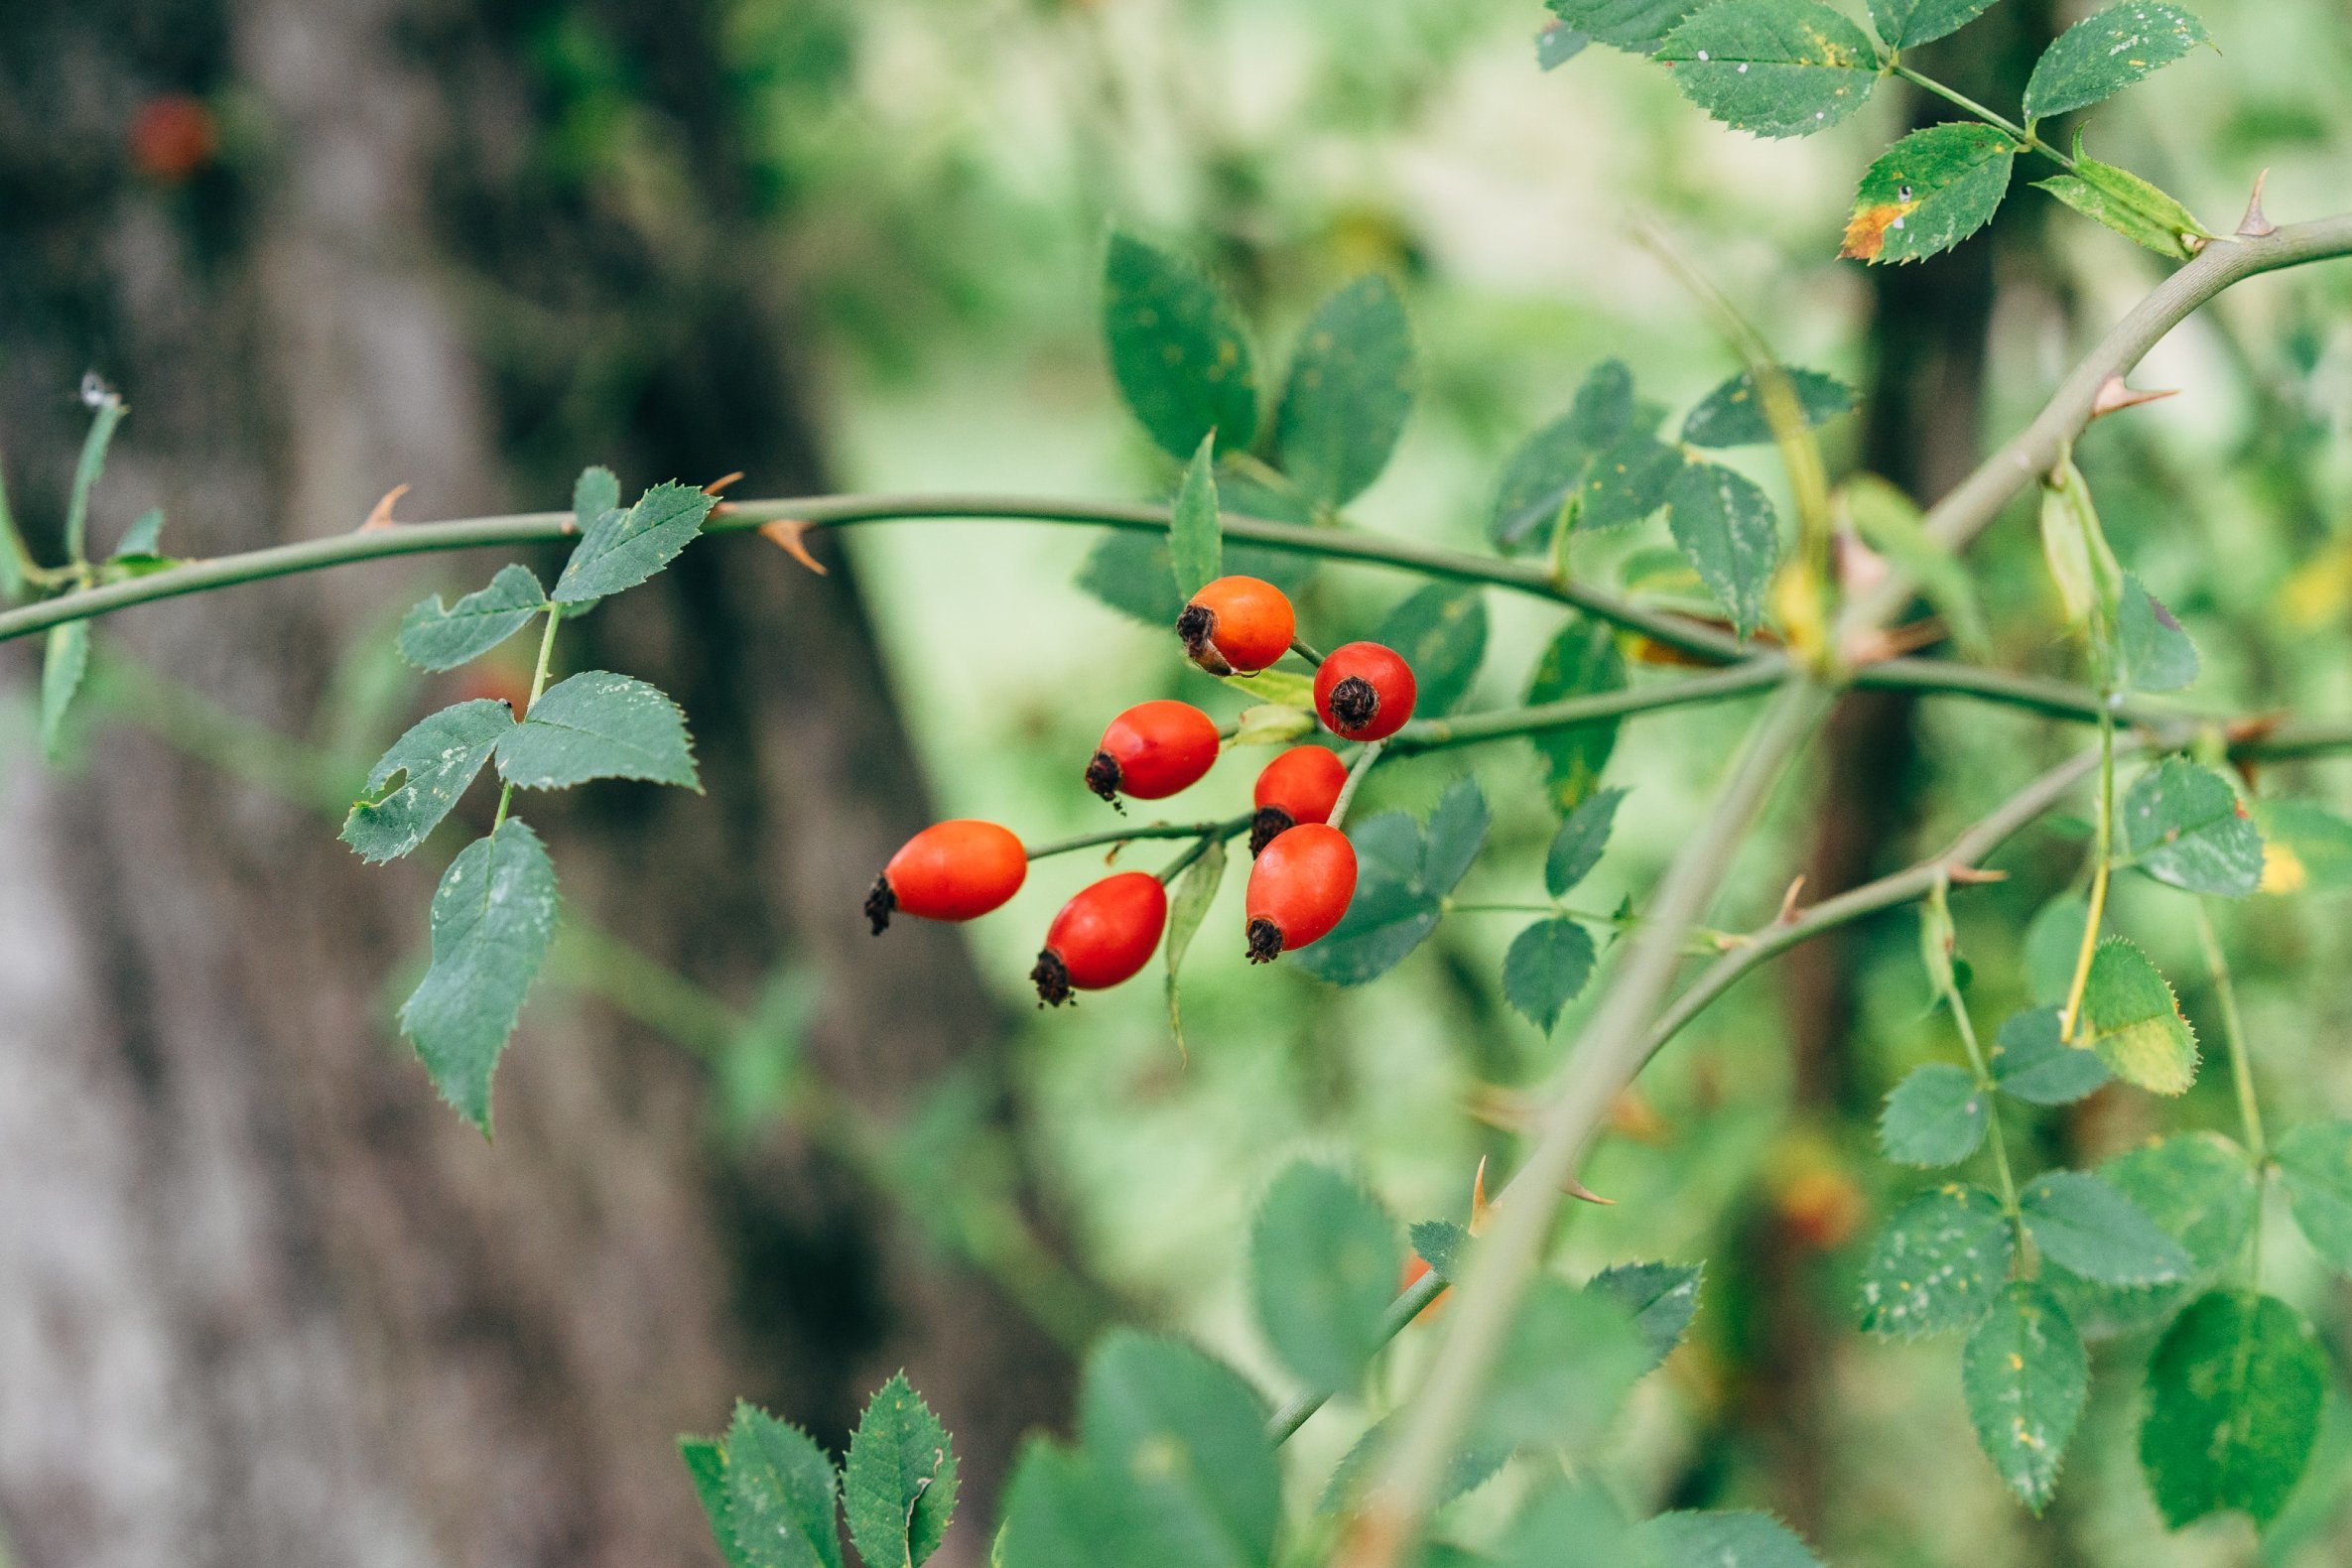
1249,1163,1402,1391
1587,1260,1703,1371
1635,1508,1826,1568
1411,1218,1470,1281
40,618,90,762
1167,434,1223,600
2121,757,2262,897
1858,1183,2013,1338
1579,434,1683,531
844,1373,957,1568
2141,1290,2326,1529
2254,800,2352,894
398,819,560,1133
1665,459,1781,638
679,1435,754,1568
1547,0,1714,54
993,1442,1117,1568
2038,153,2214,260
1681,367,1856,448
1880,1062,1990,1167
1962,1282,2088,1513
2077,936,2199,1095
1474,1276,1651,1453
725,1402,845,1568
1491,360,1640,552
340,699,516,863
1869,0,2000,50
2115,573,2199,693
2021,1170,2189,1285
1503,917,1599,1033
397,564,548,673
1163,836,1227,1056
1293,777,1489,985
2024,1,2212,125
1989,1006,2110,1105
1546,785,1627,896
1103,233,1259,462
553,480,715,604
496,671,700,792
1079,1332,1281,1566
575,464,621,532
1375,583,1488,718
1276,274,1416,508
2274,1120,2352,1274
1656,0,1880,140
1525,614,1628,812
2045,1131,2255,1341
1841,122,2018,265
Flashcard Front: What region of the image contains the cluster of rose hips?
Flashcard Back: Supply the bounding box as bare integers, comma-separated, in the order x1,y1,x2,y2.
862,574,1421,1006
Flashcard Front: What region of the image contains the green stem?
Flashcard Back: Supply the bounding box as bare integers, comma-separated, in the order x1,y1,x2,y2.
1387,661,1781,752
1947,981,2021,1223
2058,705,2116,1041
1264,1269,1450,1444
492,602,564,833
1329,738,1386,830
2193,899,2267,1167
1025,819,1243,860
1891,64,2074,170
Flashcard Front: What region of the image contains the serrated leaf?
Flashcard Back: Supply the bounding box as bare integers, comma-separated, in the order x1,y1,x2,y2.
1319,1414,1506,1514
2274,1120,2352,1274
2038,154,2213,261
844,1373,957,1568
1858,1184,2013,1337
1079,1332,1280,1566
1103,233,1259,462
1841,122,2018,264
1635,1508,1825,1567
1250,1164,1401,1391
1989,1006,2111,1105
1164,836,1227,1055
1578,434,1682,531
1868,0,2000,50
1374,583,1487,718
113,506,165,559
2115,573,2199,693
1493,1480,1634,1568
1491,360,1638,552
2023,1,2211,124
1681,367,1856,448
1547,0,1712,54
1842,473,1989,655
1525,615,1627,814
1078,532,1314,630
1586,1260,1702,1370
1168,435,1222,599
2077,937,2198,1095
1276,276,1415,508
1545,786,1627,896
2044,1131,2255,1340
1962,1282,2087,1513
2025,895,2090,1006
397,564,548,672
1293,779,1489,985
575,464,621,532
397,819,559,1132
2141,1290,2325,1528
40,619,89,762
340,699,515,862
726,1402,845,1568
552,480,714,603
1656,0,1880,140
680,1435,755,1568
1881,1063,1991,1167
1474,1276,1651,1453
496,671,700,791
1503,918,1598,1033
2121,758,2262,897
2254,800,2352,894
1411,1219,1470,1281
1665,459,1780,637
2020,1170,2190,1285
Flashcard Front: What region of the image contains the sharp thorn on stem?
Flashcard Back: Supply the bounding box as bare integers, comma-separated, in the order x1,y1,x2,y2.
759,518,830,576
358,483,408,533
702,470,745,496
1774,874,1807,926
1946,863,2008,885
2238,168,2279,238
2090,375,2180,421
1560,1173,1615,1207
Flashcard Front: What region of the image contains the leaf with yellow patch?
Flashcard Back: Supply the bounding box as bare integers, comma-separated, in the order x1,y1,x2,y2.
1843,123,2017,264
2077,937,2198,1096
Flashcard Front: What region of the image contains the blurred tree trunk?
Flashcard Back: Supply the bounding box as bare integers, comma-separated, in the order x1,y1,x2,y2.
0,4,1069,1567
1711,4,2060,1537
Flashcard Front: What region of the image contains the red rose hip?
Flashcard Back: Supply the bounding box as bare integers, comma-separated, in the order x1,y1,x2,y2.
1087,700,1221,804
1249,743,1349,855
866,820,1026,934
1177,575,1297,677
1245,823,1358,962
1314,642,1417,742
1031,871,1169,1005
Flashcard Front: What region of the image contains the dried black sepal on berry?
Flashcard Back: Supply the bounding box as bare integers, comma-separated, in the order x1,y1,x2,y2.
863,874,895,935
1248,806,1294,857
1326,675,1378,733
1031,949,1075,1006
1175,602,1232,675
1245,917,1284,965
1084,750,1126,810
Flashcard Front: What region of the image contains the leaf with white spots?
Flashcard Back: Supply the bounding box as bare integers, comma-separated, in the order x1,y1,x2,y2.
1656,0,1881,140
2023,2,2212,124
1880,1062,1990,1167
1858,1184,2012,1338
1962,1282,2088,1513
341,699,516,863
1842,122,2017,265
